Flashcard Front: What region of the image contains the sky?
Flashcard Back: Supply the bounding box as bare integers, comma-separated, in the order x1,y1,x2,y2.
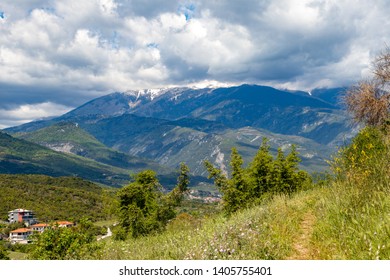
0,0,390,128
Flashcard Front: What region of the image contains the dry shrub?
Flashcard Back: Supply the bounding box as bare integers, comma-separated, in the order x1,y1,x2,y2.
344,47,390,127
373,47,390,84
344,81,390,126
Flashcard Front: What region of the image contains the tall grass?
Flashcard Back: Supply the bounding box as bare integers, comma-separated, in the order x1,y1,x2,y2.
311,127,390,259
99,193,314,260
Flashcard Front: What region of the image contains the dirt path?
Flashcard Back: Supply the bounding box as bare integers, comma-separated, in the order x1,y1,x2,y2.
287,212,316,260
97,227,112,241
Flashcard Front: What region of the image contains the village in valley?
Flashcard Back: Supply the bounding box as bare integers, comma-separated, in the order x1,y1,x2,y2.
4,208,73,244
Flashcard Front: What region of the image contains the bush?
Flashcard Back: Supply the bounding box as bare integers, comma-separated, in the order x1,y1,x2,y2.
330,126,388,190
29,219,102,260
344,47,390,128
205,138,310,215
0,243,9,260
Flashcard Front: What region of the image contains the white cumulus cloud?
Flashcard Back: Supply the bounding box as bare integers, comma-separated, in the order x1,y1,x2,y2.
0,0,390,127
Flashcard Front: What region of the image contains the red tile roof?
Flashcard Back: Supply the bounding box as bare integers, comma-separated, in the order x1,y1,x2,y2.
10,228,32,233
56,221,73,225
31,223,49,228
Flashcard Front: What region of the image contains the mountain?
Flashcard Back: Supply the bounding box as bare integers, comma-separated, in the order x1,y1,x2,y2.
15,122,171,173
0,131,183,188
310,87,346,108
4,84,356,181
0,131,131,186
56,84,351,145
64,113,333,175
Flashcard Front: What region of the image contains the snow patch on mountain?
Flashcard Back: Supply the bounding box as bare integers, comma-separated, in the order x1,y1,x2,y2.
124,87,190,100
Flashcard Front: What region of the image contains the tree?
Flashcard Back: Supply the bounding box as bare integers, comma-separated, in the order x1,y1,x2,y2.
344,47,390,128
167,162,190,206
248,138,274,195
205,139,309,215
218,148,252,214
115,165,190,240
116,170,161,239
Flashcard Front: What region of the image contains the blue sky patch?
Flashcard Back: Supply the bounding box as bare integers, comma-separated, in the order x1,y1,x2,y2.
179,3,196,21
147,43,159,49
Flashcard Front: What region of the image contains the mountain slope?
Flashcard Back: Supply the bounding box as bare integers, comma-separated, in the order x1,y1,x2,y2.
4,84,355,179
0,131,132,186
57,114,333,175
16,122,171,174
57,85,350,145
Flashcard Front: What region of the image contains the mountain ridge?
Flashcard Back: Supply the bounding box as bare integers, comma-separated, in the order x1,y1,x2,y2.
2,84,355,184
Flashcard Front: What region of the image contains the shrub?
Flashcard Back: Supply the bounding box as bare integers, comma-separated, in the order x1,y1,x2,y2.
344,47,390,128
29,219,101,260
205,138,310,215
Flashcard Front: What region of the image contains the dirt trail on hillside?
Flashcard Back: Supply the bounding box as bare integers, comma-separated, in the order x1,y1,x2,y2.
287,212,316,260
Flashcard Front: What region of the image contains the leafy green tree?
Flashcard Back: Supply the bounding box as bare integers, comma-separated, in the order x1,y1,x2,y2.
115,165,190,240
168,162,190,206
270,146,308,195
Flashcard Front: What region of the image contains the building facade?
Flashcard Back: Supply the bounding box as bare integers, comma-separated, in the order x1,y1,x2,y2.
9,228,33,244
8,209,38,226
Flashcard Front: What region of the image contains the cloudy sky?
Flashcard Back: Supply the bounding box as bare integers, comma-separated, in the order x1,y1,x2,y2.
1,0,390,128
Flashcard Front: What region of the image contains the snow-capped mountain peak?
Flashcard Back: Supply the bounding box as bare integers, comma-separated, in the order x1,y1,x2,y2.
124,87,189,100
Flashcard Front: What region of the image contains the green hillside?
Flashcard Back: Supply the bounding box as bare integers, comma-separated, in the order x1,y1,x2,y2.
0,131,131,186
0,174,115,222
16,122,173,174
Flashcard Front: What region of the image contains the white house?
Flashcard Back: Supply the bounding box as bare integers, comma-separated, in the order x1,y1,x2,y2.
9,228,33,244
30,223,50,233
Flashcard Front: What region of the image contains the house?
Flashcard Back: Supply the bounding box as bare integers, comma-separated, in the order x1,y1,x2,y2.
56,221,74,228
8,209,38,226
30,223,50,233
9,228,33,244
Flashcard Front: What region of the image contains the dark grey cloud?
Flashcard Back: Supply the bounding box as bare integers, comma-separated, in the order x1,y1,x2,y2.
1,0,390,127
116,0,179,18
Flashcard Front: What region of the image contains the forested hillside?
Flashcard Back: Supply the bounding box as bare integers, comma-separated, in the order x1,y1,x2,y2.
0,174,115,222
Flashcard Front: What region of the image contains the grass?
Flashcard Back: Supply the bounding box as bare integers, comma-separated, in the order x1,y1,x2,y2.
8,251,28,260
97,173,390,260
94,220,117,227
99,191,315,260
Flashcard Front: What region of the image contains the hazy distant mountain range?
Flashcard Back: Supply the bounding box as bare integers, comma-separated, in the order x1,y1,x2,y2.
1,84,357,187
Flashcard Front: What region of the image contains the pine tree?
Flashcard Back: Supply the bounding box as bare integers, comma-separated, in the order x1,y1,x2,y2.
248,138,274,195
224,148,251,214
